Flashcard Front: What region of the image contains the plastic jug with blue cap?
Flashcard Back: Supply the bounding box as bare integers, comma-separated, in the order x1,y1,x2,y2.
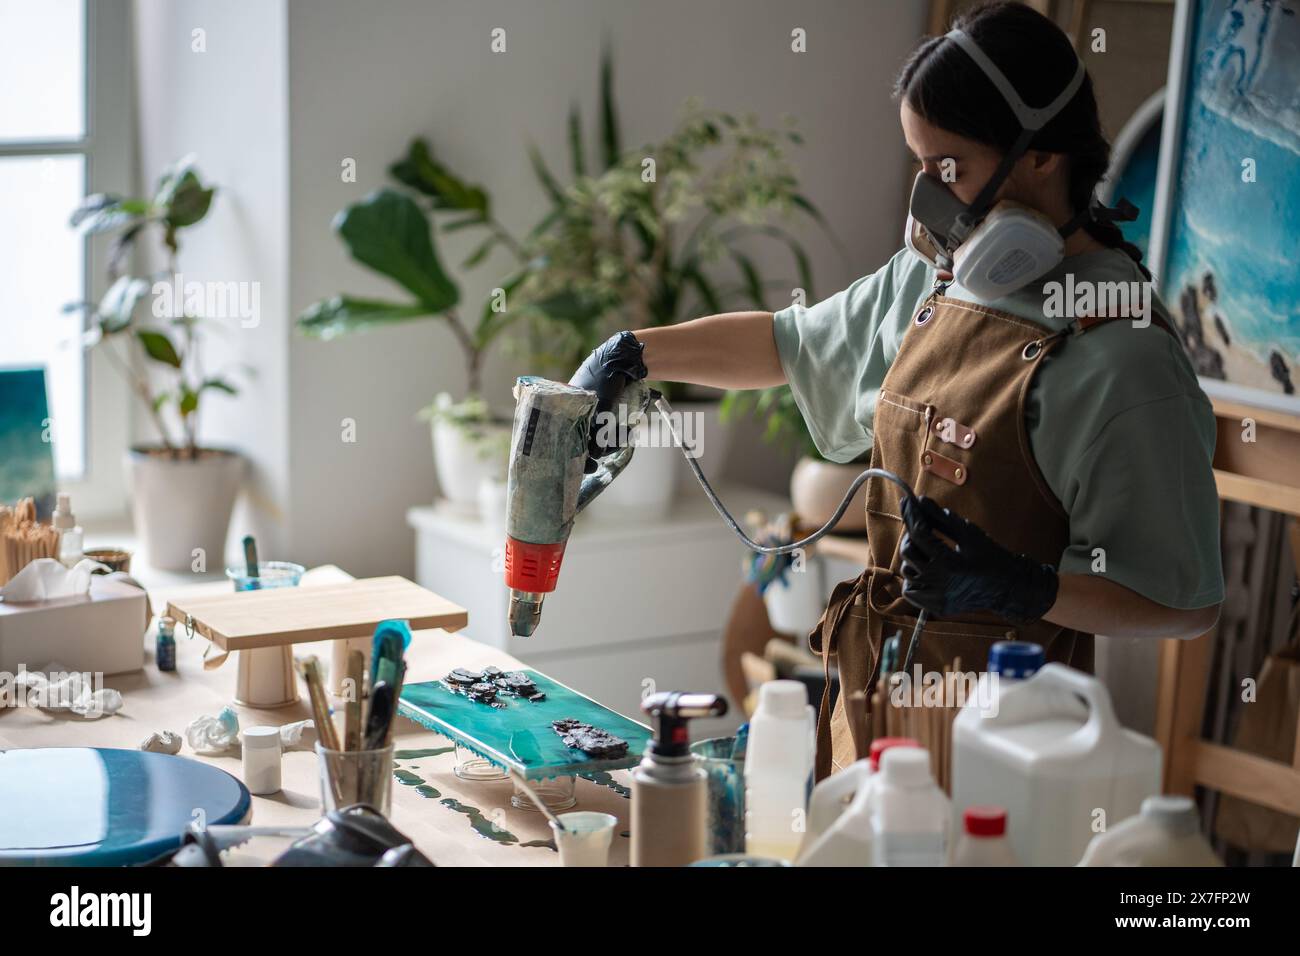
952,661,1161,866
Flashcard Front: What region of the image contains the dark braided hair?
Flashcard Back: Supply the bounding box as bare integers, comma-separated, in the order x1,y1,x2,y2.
894,1,1147,272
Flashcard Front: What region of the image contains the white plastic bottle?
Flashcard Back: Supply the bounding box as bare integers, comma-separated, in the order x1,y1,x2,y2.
744,680,814,862
871,747,948,866
952,806,1020,866
798,737,919,867
53,493,83,567
952,663,1160,867
1078,796,1221,867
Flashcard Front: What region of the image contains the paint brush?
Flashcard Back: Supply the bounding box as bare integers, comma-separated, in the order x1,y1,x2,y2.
242,535,259,589
344,650,364,753
301,656,340,752
510,771,566,831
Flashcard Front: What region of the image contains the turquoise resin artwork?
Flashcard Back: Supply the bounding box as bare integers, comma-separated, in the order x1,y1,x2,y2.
399,670,651,780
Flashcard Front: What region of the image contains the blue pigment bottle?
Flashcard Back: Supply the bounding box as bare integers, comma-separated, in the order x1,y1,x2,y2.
157,616,177,672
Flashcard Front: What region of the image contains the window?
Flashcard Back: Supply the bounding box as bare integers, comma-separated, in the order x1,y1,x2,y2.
0,0,130,509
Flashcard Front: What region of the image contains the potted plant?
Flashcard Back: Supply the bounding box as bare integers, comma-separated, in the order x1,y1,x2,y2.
515,87,835,519
67,157,246,571
295,159,526,513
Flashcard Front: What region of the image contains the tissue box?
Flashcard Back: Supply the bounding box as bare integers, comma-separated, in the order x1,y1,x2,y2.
0,577,147,675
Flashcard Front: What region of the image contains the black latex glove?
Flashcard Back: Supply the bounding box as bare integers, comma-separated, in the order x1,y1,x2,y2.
899,495,1058,625
568,330,648,471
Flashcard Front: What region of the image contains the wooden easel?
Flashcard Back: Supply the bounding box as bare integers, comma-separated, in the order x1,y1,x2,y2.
1155,397,1300,817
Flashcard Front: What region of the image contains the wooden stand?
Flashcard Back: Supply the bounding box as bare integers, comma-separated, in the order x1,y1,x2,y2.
1155,397,1300,816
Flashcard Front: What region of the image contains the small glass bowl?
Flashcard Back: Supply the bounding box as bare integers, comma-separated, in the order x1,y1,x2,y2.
226,561,305,592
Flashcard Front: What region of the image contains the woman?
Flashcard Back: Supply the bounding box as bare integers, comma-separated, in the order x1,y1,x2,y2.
570,2,1223,776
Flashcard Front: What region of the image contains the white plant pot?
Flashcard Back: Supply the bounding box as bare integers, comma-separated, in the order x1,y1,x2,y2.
432,418,509,515
125,447,243,572
582,418,678,525
762,561,826,636
789,456,868,533
477,475,508,540
668,399,733,493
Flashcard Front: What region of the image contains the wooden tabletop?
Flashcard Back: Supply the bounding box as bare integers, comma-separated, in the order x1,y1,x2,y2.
0,567,633,867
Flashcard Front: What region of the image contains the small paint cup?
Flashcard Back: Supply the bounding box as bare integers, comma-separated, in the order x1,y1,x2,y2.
550,811,617,867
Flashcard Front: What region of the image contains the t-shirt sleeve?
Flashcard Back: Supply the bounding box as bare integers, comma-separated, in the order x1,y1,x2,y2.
771,248,922,463
1054,391,1224,610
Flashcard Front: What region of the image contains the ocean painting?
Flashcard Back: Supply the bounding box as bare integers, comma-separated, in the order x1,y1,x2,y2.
0,367,57,519
1162,0,1300,399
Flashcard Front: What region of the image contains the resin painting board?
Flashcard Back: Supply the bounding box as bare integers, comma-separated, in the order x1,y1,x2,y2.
0,748,250,865
165,576,468,651
399,670,651,779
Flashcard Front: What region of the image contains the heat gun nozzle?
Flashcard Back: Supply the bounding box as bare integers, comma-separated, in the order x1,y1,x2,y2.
507,590,545,637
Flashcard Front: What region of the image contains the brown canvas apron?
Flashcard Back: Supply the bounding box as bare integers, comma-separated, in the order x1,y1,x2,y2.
810,293,1172,778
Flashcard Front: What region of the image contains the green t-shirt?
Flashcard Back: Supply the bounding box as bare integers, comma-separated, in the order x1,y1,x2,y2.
773,246,1223,611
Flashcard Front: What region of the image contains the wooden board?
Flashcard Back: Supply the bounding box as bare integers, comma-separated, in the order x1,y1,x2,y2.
399,670,652,780
165,576,468,651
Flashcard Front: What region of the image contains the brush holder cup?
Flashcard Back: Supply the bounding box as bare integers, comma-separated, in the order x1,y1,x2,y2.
317,742,395,818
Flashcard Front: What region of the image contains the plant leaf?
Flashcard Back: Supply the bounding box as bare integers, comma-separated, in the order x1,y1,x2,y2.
567,102,586,178
729,251,766,310
179,386,199,417
527,144,566,206
334,189,459,310
296,295,435,340
599,44,620,169
69,194,151,234
440,214,488,232
154,157,215,228
389,138,489,214
680,265,723,315
473,268,531,350
753,225,815,300
136,329,182,368
97,276,151,334
462,234,498,270
200,378,237,396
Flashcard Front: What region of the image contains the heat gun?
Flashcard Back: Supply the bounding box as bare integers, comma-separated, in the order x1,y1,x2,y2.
503,375,926,652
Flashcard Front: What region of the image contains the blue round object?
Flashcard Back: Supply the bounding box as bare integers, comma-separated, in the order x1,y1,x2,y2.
0,748,251,866
988,641,1044,679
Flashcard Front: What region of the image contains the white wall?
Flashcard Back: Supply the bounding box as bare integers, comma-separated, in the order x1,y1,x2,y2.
133,0,291,561
286,0,924,576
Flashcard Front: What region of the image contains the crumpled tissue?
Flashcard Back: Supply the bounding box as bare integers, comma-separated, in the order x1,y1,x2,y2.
14,662,123,718
0,558,102,602
280,718,316,751
140,730,183,754
186,706,241,755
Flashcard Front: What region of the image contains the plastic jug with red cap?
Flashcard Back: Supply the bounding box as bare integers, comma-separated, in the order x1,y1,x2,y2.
952,806,1021,866
796,737,920,867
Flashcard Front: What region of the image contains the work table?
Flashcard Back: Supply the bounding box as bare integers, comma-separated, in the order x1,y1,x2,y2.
0,568,634,866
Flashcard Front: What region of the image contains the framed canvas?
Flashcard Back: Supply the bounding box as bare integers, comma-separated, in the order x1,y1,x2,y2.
1149,0,1300,415
0,366,57,520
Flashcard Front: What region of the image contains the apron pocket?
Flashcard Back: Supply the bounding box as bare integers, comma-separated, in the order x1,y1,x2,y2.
874,612,1017,676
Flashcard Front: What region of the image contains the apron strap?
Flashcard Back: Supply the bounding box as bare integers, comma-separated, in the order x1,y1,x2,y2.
814,576,860,781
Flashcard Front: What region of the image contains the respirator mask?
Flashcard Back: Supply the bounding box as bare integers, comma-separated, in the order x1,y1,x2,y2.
904,28,1093,300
